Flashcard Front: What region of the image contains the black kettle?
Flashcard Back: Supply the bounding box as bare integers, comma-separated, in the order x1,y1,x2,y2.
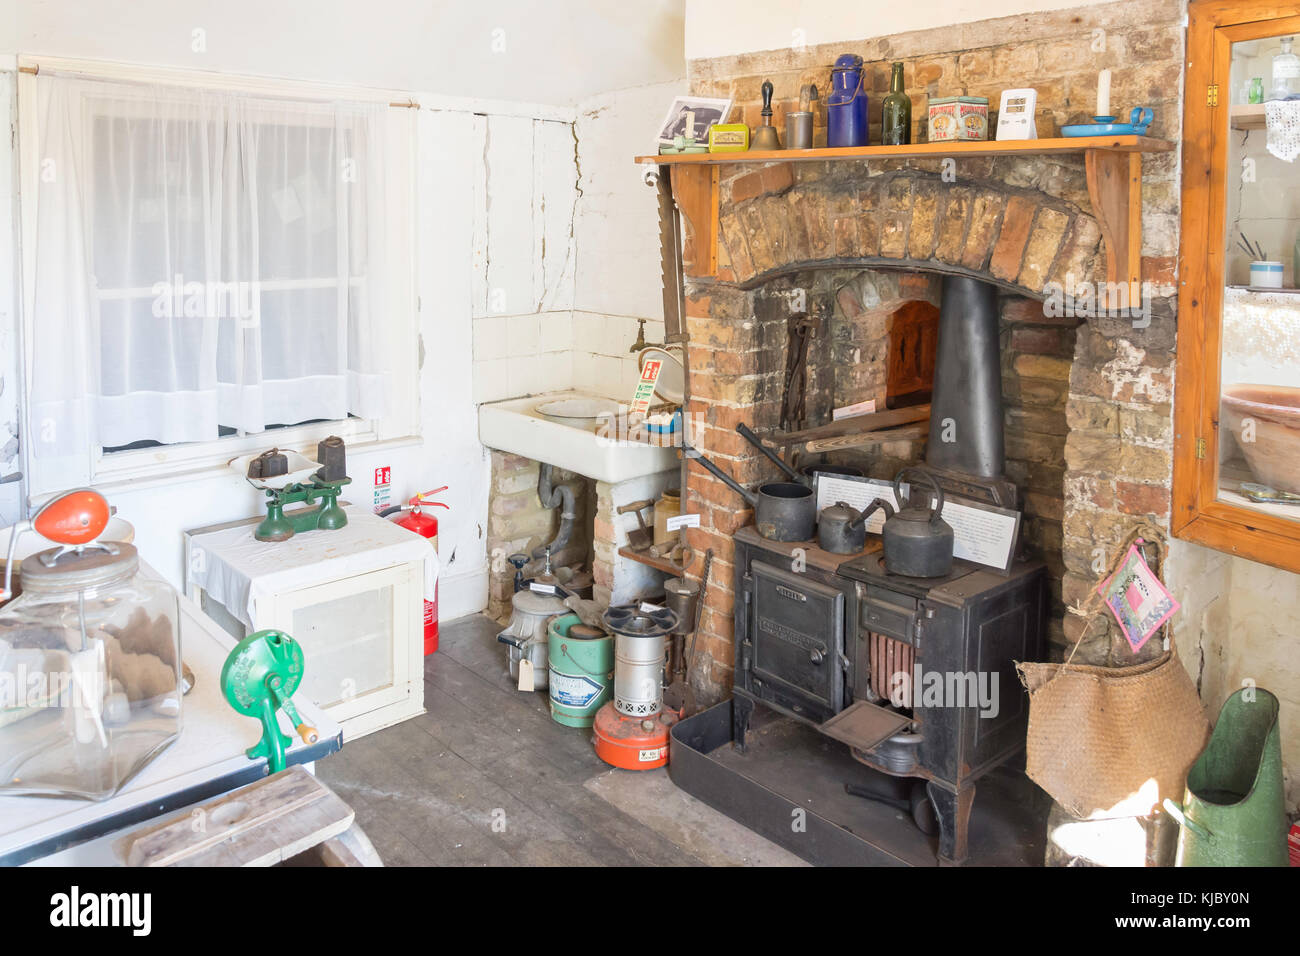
818,499,892,554
882,467,954,578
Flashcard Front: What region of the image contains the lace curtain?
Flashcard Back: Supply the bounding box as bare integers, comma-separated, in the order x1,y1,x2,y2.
27,72,389,458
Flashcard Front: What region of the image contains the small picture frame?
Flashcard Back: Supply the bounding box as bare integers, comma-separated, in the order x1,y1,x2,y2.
655,96,732,150
996,88,1038,141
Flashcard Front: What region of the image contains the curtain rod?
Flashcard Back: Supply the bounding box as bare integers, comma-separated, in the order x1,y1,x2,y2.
18,63,420,108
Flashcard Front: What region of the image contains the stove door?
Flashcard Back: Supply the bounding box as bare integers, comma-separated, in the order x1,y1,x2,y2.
748,561,846,717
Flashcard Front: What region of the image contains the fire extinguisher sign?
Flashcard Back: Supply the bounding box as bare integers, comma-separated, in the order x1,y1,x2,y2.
373,466,393,514
630,359,662,416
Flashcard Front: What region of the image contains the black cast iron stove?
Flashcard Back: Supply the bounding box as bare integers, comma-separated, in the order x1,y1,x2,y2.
729,276,1047,864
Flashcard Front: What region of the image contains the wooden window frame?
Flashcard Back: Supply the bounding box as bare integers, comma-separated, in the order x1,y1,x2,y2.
1172,1,1300,572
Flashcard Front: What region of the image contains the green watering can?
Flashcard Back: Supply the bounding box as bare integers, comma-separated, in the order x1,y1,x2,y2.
1164,687,1288,867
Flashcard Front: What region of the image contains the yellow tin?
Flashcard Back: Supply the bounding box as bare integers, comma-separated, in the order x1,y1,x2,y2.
708,123,750,152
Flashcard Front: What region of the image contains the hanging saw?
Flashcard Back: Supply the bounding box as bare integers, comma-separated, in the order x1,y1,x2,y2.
656,165,687,344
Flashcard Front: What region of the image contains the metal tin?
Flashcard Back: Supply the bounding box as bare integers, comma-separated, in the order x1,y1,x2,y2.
927,96,989,141
708,123,750,152
785,111,814,149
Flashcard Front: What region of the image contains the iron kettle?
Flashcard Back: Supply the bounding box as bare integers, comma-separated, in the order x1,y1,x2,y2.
882,467,954,578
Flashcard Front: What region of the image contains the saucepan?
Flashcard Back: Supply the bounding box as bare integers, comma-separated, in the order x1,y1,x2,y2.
683,443,815,542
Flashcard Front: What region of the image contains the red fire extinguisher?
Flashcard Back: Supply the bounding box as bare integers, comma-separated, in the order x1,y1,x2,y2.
388,486,449,655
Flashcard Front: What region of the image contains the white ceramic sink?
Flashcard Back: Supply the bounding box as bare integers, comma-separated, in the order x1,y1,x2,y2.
479,390,678,484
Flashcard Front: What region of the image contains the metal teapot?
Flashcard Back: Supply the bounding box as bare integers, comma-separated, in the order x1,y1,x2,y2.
818,499,892,554
882,467,954,578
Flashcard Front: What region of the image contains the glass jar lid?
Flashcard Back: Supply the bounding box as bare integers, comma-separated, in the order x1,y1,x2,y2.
18,542,140,594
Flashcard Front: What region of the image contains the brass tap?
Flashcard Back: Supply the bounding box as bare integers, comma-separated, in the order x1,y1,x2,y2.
629,318,648,353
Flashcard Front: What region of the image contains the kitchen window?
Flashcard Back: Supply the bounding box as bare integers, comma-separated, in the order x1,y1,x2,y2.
17,62,417,495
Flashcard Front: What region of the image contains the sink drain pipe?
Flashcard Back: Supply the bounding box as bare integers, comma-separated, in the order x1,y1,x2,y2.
533,463,577,560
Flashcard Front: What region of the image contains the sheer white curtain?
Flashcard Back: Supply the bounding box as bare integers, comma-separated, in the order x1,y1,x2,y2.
28,73,388,457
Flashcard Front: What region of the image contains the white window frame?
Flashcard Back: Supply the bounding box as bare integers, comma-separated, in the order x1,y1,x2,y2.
15,56,420,497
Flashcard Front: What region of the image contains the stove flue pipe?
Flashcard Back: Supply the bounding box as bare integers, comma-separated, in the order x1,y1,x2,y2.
925,275,1005,479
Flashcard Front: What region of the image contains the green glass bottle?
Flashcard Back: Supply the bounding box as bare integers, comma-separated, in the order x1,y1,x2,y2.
881,62,911,145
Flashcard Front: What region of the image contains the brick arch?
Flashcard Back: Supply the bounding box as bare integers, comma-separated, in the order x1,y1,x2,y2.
714,164,1104,300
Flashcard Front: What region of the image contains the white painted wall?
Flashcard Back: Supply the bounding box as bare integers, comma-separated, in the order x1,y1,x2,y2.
470,117,578,405
684,0,1097,60
0,72,20,528
0,2,687,624
571,78,688,400
3,0,686,107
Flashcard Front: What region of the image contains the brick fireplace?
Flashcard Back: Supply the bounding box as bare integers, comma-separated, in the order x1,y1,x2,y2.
676,0,1183,705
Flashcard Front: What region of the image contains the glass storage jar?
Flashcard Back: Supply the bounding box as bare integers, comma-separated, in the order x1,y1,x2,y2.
0,542,181,799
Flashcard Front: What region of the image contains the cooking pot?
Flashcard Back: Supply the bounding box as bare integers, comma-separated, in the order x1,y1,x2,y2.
684,444,815,542
882,467,954,578
818,499,892,554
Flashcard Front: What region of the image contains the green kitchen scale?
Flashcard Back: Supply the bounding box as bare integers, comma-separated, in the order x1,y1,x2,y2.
220,629,319,774
231,443,352,542
253,476,351,543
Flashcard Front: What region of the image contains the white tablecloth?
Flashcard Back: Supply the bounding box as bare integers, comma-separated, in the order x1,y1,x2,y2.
187,506,437,630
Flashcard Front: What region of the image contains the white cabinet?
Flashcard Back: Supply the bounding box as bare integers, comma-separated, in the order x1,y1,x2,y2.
253,563,422,737
184,509,428,740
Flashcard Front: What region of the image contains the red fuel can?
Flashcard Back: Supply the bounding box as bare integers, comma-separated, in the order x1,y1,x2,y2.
390,486,448,655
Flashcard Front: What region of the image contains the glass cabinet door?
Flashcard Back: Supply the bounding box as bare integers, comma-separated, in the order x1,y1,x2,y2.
257,563,420,731
1215,33,1300,525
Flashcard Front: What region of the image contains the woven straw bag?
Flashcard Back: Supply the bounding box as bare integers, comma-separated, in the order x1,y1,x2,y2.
1017,647,1210,817
1016,525,1209,818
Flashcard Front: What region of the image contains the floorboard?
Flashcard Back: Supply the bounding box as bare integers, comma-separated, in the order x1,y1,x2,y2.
316,614,805,867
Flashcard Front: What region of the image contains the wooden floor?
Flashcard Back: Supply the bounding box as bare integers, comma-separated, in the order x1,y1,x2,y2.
316,614,804,866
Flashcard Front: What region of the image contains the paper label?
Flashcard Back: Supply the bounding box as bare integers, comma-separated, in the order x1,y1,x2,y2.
832,399,877,421
549,671,604,708
638,746,668,762
517,658,535,692
666,513,700,531
816,476,899,534
530,582,557,595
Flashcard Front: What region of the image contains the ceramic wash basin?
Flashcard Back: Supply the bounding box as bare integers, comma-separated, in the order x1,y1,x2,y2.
478,391,678,484
1221,384,1300,494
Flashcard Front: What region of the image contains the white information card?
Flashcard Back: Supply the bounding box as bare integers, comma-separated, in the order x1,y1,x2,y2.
816,474,1020,571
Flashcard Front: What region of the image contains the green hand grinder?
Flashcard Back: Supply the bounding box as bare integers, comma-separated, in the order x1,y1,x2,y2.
220,630,319,773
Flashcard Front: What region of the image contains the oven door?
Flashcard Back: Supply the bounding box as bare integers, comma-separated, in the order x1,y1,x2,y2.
747,561,846,718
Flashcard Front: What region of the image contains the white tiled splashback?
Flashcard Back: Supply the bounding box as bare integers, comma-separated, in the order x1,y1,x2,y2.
472,309,665,405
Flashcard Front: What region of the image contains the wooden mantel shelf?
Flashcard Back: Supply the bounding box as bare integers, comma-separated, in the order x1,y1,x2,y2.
639,135,1176,289
635,134,1173,166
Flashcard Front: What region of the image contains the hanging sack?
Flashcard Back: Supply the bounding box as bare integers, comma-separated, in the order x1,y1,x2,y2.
1016,528,1210,818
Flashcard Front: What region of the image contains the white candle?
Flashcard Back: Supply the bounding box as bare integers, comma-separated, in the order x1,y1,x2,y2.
1097,69,1112,117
